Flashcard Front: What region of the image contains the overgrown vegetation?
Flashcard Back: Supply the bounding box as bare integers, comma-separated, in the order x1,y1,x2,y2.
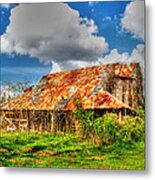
0,81,145,169
0,107,145,169
0,131,144,169
73,106,144,146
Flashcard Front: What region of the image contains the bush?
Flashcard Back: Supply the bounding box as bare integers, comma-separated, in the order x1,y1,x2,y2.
74,108,144,145
100,113,117,145
73,108,94,139
103,114,144,145
137,106,145,119
116,115,144,144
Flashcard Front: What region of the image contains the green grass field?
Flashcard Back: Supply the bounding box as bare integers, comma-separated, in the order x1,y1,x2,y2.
0,131,144,169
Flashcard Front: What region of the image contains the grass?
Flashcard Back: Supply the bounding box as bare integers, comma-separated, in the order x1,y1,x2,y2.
0,131,144,169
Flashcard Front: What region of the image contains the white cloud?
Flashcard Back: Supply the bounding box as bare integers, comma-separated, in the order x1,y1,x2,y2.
129,44,144,72
99,49,129,64
1,4,11,10
121,1,144,40
1,3,109,73
50,59,101,73
102,16,112,22
50,62,62,74
88,2,98,7
99,44,144,74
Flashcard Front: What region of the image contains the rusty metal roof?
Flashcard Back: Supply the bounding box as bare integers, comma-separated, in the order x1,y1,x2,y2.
1,63,138,111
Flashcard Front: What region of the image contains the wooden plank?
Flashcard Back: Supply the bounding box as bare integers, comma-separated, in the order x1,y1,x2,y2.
4,111,15,115
5,118,28,122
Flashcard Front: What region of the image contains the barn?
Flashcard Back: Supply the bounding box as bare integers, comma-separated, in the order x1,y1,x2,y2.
0,63,143,132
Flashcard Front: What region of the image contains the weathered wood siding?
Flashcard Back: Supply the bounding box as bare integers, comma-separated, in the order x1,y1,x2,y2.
101,64,143,109
112,78,138,109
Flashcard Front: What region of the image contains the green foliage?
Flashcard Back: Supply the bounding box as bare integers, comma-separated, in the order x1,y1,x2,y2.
102,113,117,144
103,114,144,145
0,131,144,169
137,106,145,119
73,108,94,138
74,108,144,145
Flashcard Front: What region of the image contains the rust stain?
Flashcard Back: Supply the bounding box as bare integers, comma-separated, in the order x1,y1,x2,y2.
1,63,138,111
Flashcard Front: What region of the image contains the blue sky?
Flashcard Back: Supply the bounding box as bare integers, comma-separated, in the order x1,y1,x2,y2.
1,4,51,85
0,1,144,86
68,1,143,53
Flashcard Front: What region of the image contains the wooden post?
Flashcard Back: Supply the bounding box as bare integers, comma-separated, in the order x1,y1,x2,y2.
50,111,55,133
31,111,35,132
118,110,122,121
27,110,31,131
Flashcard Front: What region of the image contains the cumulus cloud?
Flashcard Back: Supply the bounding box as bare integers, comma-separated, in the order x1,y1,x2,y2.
121,1,144,40
51,59,101,73
100,44,144,64
99,49,130,64
99,44,144,75
1,3,109,73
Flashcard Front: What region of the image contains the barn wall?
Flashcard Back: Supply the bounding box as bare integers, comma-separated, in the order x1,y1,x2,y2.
26,110,74,133
1,107,136,133
101,64,143,110
112,78,139,109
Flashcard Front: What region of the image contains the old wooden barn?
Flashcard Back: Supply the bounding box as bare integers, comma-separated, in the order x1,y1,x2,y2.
0,63,143,132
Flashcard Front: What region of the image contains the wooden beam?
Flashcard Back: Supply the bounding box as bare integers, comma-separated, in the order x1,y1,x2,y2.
118,111,122,121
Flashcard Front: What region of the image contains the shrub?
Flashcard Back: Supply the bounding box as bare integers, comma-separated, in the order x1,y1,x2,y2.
73,108,94,139
101,113,117,145
108,115,144,145
74,108,144,145
137,106,145,119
